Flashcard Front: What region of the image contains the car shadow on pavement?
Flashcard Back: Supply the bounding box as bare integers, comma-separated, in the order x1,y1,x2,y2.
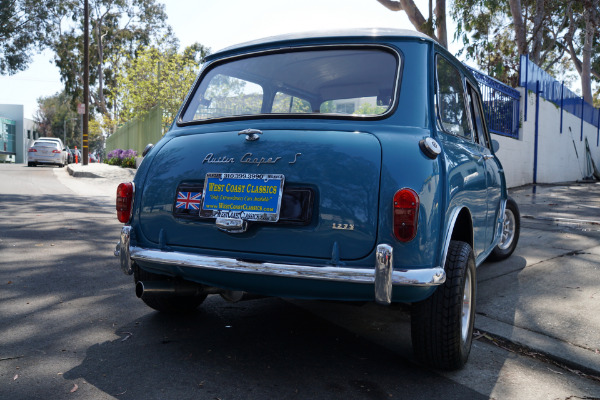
62,297,487,400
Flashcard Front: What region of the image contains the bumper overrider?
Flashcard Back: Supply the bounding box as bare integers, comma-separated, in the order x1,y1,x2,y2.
115,226,446,305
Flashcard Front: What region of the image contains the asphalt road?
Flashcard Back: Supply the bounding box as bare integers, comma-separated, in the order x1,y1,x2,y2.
1,164,599,399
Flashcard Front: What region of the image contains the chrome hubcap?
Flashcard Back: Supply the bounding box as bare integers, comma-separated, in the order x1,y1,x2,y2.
461,269,472,343
498,208,516,250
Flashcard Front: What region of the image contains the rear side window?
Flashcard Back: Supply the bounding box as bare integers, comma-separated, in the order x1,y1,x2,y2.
467,83,490,149
181,48,399,122
436,56,471,140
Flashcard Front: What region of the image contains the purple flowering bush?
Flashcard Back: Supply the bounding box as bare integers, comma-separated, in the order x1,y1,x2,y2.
106,148,138,168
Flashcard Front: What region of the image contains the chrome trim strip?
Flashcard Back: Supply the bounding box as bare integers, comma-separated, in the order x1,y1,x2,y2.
119,226,133,275
125,244,445,288
374,244,393,305
440,207,462,269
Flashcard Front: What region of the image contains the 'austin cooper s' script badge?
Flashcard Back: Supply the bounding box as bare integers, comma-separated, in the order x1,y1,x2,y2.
203,152,302,166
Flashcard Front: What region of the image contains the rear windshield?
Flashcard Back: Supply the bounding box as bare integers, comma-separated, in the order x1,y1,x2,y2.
181,47,399,122
34,141,59,148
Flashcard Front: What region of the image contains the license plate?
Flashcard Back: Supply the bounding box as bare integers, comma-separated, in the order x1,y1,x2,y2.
200,173,285,222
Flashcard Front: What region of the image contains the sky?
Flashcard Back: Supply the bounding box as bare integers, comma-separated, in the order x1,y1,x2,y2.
0,0,454,120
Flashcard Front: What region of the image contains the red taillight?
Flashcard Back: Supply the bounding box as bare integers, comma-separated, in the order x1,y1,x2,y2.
116,182,134,223
393,188,419,242
52,149,61,153
28,148,37,152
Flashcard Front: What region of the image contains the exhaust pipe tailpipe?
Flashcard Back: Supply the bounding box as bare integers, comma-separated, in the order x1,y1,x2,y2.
135,280,208,299
136,280,261,303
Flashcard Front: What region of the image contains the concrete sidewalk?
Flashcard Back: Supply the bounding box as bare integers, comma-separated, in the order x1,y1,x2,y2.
66,162,136,181
477,182,600,378
63,164,600,377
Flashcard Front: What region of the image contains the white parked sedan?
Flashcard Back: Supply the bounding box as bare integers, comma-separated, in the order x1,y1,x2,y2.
27,140,68,167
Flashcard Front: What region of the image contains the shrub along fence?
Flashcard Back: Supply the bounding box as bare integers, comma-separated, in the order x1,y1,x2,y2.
106,106,163,154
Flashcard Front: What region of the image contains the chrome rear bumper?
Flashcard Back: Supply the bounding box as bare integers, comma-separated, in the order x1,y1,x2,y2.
115,226,445,305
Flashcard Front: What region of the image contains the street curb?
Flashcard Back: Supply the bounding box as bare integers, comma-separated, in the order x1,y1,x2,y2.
66,164,101,178
522,214,600,226
475,314,600,377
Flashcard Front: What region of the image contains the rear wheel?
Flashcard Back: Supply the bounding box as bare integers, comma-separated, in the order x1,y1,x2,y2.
488,197,520,261
411,240,476,370
133,264,207,313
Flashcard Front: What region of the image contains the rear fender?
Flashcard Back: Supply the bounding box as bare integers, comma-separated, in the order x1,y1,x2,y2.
440,207,474,268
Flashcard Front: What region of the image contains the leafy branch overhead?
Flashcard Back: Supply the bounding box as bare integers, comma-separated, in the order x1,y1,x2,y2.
49,0,176,116
21,0,209,153
452,0,600,104
376,0,448,48
0,0,58,74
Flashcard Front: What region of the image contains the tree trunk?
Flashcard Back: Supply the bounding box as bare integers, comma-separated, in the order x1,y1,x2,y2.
530,0,545,64
375,0,447,48
435,0,447,48
94,21,107,115
581,1,596,103
508,0,528,56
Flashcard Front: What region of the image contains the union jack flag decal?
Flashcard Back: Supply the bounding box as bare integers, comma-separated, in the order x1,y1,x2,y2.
176,191,202,210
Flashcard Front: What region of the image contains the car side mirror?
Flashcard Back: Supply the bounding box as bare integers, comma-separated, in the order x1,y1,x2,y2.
492,139,500,153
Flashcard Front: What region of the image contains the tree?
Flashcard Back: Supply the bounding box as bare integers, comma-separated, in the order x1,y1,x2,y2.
376,0,447,48
452,1,569,84
48,0,175,117
34,91,80,146
452,0,599,103
36,90,106,153
564,0,599,103
0,0,57,74
112,43,209,132
87,117,105,155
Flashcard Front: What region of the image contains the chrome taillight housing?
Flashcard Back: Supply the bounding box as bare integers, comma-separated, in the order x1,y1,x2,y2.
116,182,135,223
393,188,419,242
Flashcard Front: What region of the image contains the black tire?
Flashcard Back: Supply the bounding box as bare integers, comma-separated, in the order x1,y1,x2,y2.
133,264,207,313
28,162,34,167
411,240,476,370
487,197,520,262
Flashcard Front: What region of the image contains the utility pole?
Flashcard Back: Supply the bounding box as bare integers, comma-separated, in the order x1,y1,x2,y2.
83,0,89,165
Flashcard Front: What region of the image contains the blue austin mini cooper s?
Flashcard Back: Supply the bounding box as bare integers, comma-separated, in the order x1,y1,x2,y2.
115,29,520,370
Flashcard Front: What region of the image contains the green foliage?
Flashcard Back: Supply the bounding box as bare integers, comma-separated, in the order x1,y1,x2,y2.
113,44,208,131
320,101,335,113
0,0,57,74
87,118,105,155
50,0,176,113
353,102,387,115
121,156,136,168
35,91,105,154
272,93,311,113
34,91,79,145
106,156,121,166
105,148,137,168
450,0,574,86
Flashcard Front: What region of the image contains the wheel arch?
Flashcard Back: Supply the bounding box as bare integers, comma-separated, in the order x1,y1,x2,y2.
441,206,474,268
